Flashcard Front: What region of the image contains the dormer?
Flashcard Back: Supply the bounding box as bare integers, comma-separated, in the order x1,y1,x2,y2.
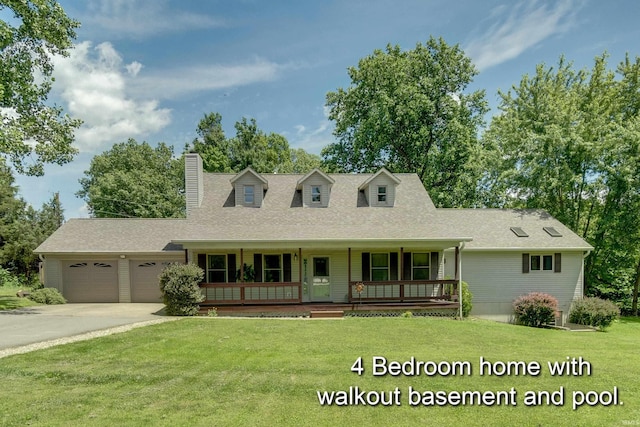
296,168,335,208
230,167,268,207
358,168,401,207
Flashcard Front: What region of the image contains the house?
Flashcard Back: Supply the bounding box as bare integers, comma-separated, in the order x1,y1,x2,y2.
35,153,592,323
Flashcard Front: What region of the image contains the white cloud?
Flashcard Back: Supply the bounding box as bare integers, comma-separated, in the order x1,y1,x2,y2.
465,0,579,70
287,106,334,155
51,41,171,152
84,0,225,38
126,61,143,77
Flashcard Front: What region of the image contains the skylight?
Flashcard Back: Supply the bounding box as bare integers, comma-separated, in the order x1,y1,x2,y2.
543,227,562,237
510,227,529,237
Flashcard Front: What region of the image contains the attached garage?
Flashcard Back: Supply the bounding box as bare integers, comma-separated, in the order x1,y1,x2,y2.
62,260,119,302
130,260,177,303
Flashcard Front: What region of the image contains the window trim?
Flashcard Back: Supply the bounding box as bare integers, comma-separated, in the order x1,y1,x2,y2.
370,253,390,281
207,254,227,283
529,254,553,272
263,254,283,283
311,185,322,204
244,185,255,205
377,185,387,203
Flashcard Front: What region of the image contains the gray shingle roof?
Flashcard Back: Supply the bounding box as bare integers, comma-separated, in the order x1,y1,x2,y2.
35,171,592,254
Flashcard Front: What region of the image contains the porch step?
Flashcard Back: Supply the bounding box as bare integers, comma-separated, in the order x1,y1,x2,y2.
310,310,344,318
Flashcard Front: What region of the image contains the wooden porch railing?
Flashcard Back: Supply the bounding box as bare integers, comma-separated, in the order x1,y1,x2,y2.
348,280,459,303
200,282,302,305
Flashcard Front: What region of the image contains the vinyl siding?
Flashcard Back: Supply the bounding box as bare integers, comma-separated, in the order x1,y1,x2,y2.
118,258,131,302
43,258,63,292
301,172,332,207
366,175,397,207
185,153,203,214
446,250,584,322
234,176,265,207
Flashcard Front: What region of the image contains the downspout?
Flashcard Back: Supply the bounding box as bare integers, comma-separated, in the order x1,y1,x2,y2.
458,242,465,319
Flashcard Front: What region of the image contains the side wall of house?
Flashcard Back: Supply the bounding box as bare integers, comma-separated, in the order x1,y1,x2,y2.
445,250,584,323
42,257,63,292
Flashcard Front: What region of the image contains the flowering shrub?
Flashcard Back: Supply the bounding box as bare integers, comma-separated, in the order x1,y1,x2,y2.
513,292,558,327
569,297,619,330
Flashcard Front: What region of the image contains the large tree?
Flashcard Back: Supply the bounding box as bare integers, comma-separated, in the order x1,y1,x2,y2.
483,54,640,309
322,37,488,207
0,0,82,176
190,113,319,174
77,139,184,218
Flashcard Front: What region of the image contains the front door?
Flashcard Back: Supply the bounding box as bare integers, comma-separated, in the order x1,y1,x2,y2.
311,257,331,301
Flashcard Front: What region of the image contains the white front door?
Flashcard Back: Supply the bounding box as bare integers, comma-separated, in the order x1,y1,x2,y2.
311,257,331,301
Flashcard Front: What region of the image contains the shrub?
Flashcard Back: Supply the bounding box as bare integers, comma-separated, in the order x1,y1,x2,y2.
569,297,620,330
159,263,204,316
513,292,558,327
461,281,472,317
28,288,66,305
401,311,413,318
0,267,22,288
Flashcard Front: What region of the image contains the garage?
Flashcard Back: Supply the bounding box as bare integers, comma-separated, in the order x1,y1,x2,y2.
130,260,174,303
62,260,119,302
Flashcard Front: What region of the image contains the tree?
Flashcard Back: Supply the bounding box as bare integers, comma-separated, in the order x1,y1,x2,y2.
0,0,82,176
189,112,232,172
77,139,185,218
322,37,488,207
291,148,321,173
484,54,640,310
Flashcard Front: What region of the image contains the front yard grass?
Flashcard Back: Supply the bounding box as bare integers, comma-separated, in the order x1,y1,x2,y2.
0,286,39,310
1,316,638,426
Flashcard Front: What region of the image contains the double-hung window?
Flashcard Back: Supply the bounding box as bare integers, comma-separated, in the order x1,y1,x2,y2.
377,186,387,203
371,253,389,281
311,185,322,203
244,185,255,205
412,253,430,280
207,255,227,283
264,254,282,282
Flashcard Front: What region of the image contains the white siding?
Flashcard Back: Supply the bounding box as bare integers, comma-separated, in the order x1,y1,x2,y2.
43,258,63,292
367,175,397,207
447,250,584,323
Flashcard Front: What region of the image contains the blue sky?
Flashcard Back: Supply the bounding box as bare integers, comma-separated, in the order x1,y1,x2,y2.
8,0,640,218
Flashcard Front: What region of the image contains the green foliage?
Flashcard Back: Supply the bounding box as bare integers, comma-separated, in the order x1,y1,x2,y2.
0,0,82,175
401,310,413,318
323,36,488,207
207,307,218,317
158,263,204,316
77,139,185,218
513,292,558,328
236,263,255,282
0,267,21,287
569,297,620,330
461,281,472,317
27,287,66,304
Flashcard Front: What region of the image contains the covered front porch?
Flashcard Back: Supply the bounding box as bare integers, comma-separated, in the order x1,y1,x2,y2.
189,242,465,313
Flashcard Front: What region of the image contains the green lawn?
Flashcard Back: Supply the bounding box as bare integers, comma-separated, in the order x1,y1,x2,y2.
1,316,638,426
0,286,39,310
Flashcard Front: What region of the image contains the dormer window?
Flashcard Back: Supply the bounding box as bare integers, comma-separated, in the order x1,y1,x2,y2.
244,185,255,205
311,185,322,203
377,186,387,203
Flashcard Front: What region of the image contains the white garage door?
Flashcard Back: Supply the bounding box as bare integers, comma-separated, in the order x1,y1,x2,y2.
63,261,119,302
130,261,174,303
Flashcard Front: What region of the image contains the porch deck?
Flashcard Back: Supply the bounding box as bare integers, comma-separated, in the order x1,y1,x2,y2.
200,301,460,317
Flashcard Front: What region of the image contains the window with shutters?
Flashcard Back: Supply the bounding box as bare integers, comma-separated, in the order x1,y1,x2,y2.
412,253,430,280
207,255,227,283
371,253,389,281
264,254,282,282
523,253,561,273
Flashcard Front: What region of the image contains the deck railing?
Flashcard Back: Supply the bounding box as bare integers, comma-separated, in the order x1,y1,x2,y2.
348,280,459,303
200,282,302,305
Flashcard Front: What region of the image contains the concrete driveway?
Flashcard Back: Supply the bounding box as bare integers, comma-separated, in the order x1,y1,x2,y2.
0,303,170,354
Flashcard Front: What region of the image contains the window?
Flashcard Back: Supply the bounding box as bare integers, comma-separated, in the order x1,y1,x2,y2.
311,185,321,203
244,185,255,205
530,255,553,271
207,255,227,283
377,186,387,203
412,253,430,280
371,253,389,281
264,254,282,282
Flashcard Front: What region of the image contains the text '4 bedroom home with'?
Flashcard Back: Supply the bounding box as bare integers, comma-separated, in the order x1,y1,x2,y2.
35,154,592,323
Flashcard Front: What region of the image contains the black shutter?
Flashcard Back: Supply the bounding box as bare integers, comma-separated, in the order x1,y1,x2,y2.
254,254,263,282
554,253,562,273
362,252,370,281
283,254,292,282
197,254,207,283
522,253,530,273
390,252,398,280
227,254,236,282
403,252,412,280
430,252,439,280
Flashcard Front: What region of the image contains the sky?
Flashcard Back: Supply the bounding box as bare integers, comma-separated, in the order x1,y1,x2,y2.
5,0,640,218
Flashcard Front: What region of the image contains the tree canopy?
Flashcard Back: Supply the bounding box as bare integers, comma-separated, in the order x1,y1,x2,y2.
483,53,640,311
0,0,82,176
322,37,488,207
77,139,185,218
